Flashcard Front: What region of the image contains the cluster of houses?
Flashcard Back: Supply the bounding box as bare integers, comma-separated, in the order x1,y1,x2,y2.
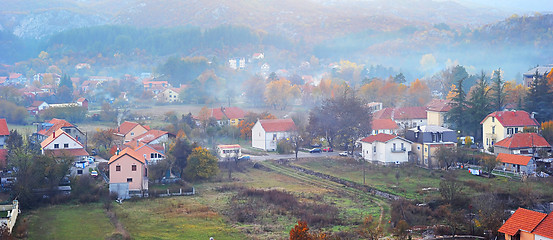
499,207,553,240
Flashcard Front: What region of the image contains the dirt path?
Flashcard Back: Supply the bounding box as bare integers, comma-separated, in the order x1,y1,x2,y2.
106,208,131,240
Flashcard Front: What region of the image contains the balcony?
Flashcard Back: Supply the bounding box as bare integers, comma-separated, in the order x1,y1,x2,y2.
391,148,406,153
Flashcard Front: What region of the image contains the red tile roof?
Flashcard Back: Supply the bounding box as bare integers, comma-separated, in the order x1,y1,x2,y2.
37,118,74,137
218,144,241,149
77,97,86,102
131,130,170,144
494,133,551,149
481,110,539,127
9,73,22,79
372,107,427,120
259,119,296,132
372,119,399,130
205,107,246,121
426,99,452,112
116,121,142,135
373,108,393,119
30,101,45,107
0,119,8,136
108,147,146,164
360,133,398,143
533,212,553,239
497,153,532,166
44,148,89,158
498,208,547,236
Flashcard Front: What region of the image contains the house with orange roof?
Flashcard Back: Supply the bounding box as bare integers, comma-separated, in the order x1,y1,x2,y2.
36,118,85,144
252,119,297,151
358,133,412,165
108,148,148,199
114,121,149,144
27,101,49,116
373,106,427,130
123,141,166,165
499,208,553,240
371,119,399,135
494,133,551,155
130,129,173,146
481,110,539,151
426,99,452,127
497,153,536,174
0,119,9,150
76,98,88,110
142,79,168,95
195,107,247,126
41,129,89,160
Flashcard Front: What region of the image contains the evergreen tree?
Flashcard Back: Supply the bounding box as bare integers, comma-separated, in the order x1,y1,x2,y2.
490,68,505,111
59,74,73,93
525,70,553,123
446,75,468,133
467,71,491,142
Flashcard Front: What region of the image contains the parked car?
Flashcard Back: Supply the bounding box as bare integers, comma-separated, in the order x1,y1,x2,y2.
322,147,333,152
238,155,251,161
339,151,348,156
91,171,98,178
309,148,322,153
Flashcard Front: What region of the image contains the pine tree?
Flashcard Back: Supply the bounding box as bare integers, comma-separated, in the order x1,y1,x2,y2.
525,70,553,123
446,75,468,133
490,68,505,111
467,71,491,142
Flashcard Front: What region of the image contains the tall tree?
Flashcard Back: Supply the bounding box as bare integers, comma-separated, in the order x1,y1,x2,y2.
445,74,468,133
525,70,553,123
466,71,491,141
183,147,219,181
490,68,506,111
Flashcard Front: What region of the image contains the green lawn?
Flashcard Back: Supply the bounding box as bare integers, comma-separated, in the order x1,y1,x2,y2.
113,197,245,240
26,203,116,240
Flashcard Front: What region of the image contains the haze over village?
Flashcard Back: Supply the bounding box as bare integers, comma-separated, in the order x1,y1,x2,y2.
1,0,553,239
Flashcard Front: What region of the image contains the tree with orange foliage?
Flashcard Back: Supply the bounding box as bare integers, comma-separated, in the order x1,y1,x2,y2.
504,80,526,109
356,215,382,240
238,112,276,140
265,78,301,110
406,79,431,106
289,221,331,240
197,106,212,129
358,78,384,103
541,121,553,145
379,79,406,107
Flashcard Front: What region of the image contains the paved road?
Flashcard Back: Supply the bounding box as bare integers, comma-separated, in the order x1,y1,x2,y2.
250,151,340,161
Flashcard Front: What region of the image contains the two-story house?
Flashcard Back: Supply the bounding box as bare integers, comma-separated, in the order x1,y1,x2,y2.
108,148,148,199
481,110,539,151
405,125,457,168
358,133,412,165
114,121,150,144
252,119,296,151
426,99,452,127
494,132,551,155
123,141,166,165
499,208,553,240
41,129,89,160
36,118,86,144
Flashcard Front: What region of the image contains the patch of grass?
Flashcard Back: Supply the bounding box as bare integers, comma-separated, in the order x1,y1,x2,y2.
113,197,245,240
26,203,115,240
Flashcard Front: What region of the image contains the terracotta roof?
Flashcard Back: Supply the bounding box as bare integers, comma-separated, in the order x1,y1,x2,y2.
218,144,241,149
44,148,89,157
116,121,142,135
533,212,553,239
206,107,246,121
37,118,75,137
494,133,551,149
41,129,84,149
77,97,86,102
372,119,399,130
0,119,8,136
497,153,532,166
131,130,170,144
360,133,398,143
481,110,539,127
30,101,45,107
394,106,427,120
498,208,547,236
426,99,452,112
108,147,146,164
259,119,296,132
373,108,393,119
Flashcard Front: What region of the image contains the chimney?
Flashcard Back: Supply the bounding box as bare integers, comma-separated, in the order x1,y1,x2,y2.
116,147,120,155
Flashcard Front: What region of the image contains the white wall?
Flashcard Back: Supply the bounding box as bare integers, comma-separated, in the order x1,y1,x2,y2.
251,121,266,150
536,234,553,240
361,139,411,164
43,133,82,150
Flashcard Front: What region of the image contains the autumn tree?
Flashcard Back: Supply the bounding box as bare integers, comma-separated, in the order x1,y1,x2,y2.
90,128,115,152
265,78,300,110
434,146,464,170
406,79,431,106
358,78,383,103
504,80,527,109
289,220,331,240
541,121,553,145
480,154,498,178
238,111,276,140
356,215,382,240
183,147,219,181
394,220,410,240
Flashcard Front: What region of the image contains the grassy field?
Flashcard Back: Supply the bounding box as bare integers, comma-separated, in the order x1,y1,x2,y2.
26,203,115,240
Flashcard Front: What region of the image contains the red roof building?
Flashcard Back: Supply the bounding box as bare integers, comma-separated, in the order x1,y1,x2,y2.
481,110,539,127
195,107,246,126
252,119,297,151
130,130,173,145
359,133,398,143
114,121,150,143
494,133,551,155
258,119,297,132
496,153,534,174
499,208,552,240
481,110,540,151
0,118,9,136
371,119,399,135
373,107,427,129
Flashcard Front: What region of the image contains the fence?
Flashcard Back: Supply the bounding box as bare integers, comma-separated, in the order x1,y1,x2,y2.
492,169,522,180
0,200,19,233
151,187,195,197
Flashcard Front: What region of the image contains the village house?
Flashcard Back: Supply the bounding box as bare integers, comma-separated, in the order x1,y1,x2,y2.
425,99,452,127
108,148,148,199
367,102,383,113
36,118,86,144
26,101,49,116
373,106,427,130
358,133,412,165
405,125,457,168
496,153,536,175
76,97,89,110
41,129,89,160
156,88,180,103
0,119,9,168
252,119,297,151
216,144,241,161
113,121,150,144
494,132,551,155
481,110,539,151
123,141,165,165
371,119,399,135
196,107,247,126
523,64,553,88
142,79,168,95
499,208,553,240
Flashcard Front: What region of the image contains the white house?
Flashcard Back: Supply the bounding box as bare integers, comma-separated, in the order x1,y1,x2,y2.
252,119,297,151
216,144,241,161
358,133,412,165
41,129,89,160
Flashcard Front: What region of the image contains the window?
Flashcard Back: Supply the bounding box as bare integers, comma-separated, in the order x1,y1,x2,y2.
507,128,514,135
127,178,133,182
64,143,69,148
401,143,404,149
492,117,495,122
393,143,396,150
54,144,59,149
131,132,134,136
132,165,137,171
515,128,519,134
373,145,376,152
273,133,277,141
492,126,495,134
116,165,121,171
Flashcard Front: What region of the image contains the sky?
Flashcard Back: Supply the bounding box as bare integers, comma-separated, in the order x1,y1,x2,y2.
451,0,553,13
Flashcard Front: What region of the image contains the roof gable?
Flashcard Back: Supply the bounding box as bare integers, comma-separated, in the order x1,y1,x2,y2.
40,129,83,149
38,118,75,137
131,130,170,144
116,121,142,135
498,208,547,236
259,119,296,132
497,153,532,166
494,133,551,149
426,99,452,112
0,119,8,136
481,111,538,127
393,106,427,120
108,147,146,165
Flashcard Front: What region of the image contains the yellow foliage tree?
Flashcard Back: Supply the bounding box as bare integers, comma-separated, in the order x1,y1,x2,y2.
446,84,458,100
265,78,300,110
407,79,432,106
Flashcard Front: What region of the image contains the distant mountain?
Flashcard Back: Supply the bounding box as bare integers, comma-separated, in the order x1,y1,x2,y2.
1,0,510,41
